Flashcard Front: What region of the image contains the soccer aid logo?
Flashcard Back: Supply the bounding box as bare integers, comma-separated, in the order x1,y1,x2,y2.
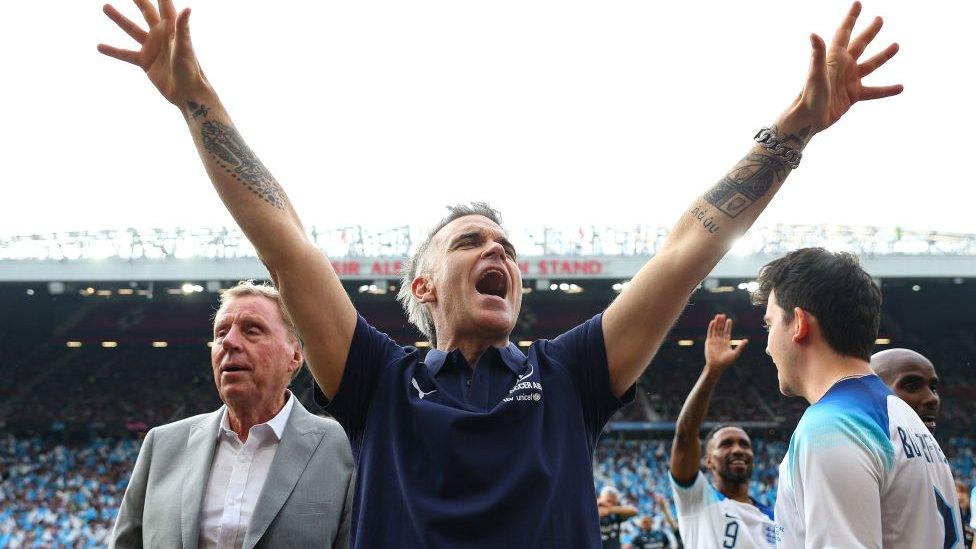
504,377,544,403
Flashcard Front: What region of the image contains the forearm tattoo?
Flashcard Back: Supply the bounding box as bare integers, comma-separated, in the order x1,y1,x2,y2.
702,153,788,221
774,123,813,148
187,101,210,120
188,102,286,209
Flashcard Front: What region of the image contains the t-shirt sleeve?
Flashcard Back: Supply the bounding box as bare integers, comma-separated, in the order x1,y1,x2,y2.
313,314,405,446
543,313,636,441
668,470,710,519
790,410,892,548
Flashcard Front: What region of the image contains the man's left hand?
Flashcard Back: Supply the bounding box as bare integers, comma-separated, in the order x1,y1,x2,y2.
789,1,902,137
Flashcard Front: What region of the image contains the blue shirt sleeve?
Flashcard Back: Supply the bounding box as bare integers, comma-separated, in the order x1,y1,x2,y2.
313,314,406,446
542,313,636,443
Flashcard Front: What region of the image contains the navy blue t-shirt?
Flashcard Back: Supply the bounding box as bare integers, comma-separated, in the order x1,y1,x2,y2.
424,345,520,411
315,312,635,548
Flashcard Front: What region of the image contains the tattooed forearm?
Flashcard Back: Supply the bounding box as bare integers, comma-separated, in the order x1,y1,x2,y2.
198,119,286,209
772,123,813,148
187,101,210,120
703,153,788,219
689,204,721,234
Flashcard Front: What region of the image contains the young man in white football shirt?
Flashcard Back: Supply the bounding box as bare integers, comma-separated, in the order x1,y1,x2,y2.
670,314,780,548
755,248,963,548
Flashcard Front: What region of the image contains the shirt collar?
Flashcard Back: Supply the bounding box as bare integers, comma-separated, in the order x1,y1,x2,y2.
424,343,526,377
218,389,295,441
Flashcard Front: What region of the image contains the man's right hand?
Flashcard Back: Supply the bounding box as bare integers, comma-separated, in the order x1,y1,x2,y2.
98,0,358,400
703,314,748,375
98,0,206,107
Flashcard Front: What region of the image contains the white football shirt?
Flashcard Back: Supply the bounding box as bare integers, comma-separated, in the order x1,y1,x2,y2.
670,471,781,548
775,375,963,548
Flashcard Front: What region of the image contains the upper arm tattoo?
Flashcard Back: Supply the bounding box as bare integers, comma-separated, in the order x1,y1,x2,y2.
189,102,286,209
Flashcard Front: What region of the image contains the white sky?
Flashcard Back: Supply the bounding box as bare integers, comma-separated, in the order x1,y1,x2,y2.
1,1,972,236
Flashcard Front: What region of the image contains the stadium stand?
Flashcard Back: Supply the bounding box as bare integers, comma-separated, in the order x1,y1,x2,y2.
0,436,135,547
1,226,974,546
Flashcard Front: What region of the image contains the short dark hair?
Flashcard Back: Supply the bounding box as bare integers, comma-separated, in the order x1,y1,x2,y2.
753,247,882,362
396,202,503,346
703,424,747,451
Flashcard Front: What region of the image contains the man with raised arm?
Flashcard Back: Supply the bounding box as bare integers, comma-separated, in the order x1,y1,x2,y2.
669,314,778,548
598,486,639,549
99,1,902,546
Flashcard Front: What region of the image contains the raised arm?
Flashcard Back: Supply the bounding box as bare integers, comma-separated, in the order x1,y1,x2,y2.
598,503,639,518
670,315,747,484
602,2,901,397
98,0,356,397
653,493,678,533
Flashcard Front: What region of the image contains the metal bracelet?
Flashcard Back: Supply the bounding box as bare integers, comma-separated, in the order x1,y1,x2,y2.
754,127,802,169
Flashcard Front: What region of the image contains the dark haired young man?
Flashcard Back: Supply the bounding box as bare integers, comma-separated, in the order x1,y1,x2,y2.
754,247,962,547
670,315,778,548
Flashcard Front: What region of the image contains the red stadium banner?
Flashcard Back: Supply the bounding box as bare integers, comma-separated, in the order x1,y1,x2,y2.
331,258,607,278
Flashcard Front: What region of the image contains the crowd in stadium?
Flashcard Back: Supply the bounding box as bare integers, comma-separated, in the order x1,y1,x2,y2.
2,347,221,431
2,430,972,546
5,325,970,433
1,428,969,544
0,436,135,548
0,289,973,546
1,287,973,546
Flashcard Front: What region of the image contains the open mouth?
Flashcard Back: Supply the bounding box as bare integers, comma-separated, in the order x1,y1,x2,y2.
476,268,508,299
921,415,936,427
729,459,749,467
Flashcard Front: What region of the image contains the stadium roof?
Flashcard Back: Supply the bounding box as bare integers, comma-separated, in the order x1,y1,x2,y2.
1,225,975,281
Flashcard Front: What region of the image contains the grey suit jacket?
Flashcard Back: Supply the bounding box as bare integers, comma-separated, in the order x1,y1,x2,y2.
110,398,354,549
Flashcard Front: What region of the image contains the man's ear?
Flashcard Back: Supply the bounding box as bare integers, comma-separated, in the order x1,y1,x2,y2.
412,275,436,304
292,341,303,366
793,307,810,343
290,340,303,374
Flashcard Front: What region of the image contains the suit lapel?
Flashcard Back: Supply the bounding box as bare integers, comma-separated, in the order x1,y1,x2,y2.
243,400,326,549
181,408,223,549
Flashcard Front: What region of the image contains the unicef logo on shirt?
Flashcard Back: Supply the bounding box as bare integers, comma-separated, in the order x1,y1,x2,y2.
514,392,541,402
502,380,543,404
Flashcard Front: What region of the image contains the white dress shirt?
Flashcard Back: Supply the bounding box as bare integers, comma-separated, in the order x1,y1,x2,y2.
198,391,295,549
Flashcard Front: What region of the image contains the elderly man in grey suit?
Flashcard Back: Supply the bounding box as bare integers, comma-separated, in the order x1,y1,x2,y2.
110,281,354,548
